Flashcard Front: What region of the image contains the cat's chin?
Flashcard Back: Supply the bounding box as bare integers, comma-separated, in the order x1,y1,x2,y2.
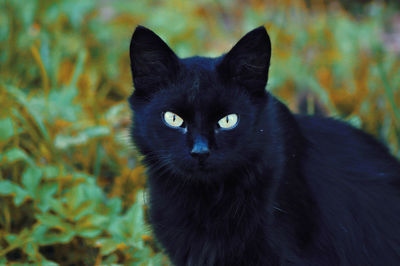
182,171,222,182
181,164,215,175
162,160,219,181
176,163,238,182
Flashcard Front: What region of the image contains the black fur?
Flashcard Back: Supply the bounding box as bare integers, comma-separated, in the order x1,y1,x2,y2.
128,25,400,265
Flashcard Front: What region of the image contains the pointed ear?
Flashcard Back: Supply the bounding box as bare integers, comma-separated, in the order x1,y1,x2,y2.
130,26,180,99
217,26,271,97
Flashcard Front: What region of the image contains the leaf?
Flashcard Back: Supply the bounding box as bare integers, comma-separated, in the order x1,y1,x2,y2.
80,213,109,228
35,213,66,228
70,200,95,221
83,126,111,138
96,238,121,256
70,50,87,86
22,166,43,196
0,180,18,194
47,198,68,216
54,133,88,149
106,197,123,218
105,103,125,121
1,228,32,257
24,242,36,258
101,254,119,265
13,188,30,206
34,215,76,245
36,229,76,245
64,185,86,213
0,180,30,206
4,85,50,142
36,183,58,213
108,194,147,249
54,126,110,149
0,117,14,141
346,115,362,129
42,165,60,179
75,228,102,238
2,147,34,165
46,87,80,122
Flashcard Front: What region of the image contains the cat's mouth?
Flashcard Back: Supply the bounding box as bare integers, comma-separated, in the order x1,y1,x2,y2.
196,162,211,172
178,159,216,175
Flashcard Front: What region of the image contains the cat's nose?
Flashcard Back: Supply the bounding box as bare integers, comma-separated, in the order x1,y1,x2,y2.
190,135,210,160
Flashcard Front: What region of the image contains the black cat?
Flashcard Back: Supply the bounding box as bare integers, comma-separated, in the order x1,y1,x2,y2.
128,25,400,266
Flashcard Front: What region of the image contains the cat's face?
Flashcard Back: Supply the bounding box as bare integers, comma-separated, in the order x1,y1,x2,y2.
129,26,271,180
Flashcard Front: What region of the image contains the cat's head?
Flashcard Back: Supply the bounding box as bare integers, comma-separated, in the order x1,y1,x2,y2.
129,26,272,181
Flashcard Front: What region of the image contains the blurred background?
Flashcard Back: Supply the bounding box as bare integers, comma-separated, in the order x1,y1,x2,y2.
0,0,399,264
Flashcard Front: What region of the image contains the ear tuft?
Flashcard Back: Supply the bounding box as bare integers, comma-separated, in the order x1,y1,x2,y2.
217,26,271,97
129,25,179,99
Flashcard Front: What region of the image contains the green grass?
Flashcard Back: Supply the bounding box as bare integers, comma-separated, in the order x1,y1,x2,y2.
0,0,399,264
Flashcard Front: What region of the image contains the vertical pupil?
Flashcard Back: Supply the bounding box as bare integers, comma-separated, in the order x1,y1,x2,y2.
226,116,229,123
173,115,176,122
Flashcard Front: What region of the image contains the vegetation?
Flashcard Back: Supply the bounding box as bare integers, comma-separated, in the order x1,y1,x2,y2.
0,0,399,264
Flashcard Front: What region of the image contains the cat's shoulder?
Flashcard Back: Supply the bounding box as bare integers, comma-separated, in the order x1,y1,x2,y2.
295,114,371,138
294,114,394,157
293,114,400,180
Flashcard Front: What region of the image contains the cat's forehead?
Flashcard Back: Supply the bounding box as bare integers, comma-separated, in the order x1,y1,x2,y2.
163,82,246,121
181,56,220,93
167,73,222,112
181,56,221,69
176,56,222,103
155,56,250,117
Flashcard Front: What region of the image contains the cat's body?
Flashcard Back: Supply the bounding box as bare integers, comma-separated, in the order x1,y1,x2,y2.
129,26,400,265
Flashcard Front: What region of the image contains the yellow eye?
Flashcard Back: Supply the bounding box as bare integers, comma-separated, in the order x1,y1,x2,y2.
163,111,184,128
218,114,238,129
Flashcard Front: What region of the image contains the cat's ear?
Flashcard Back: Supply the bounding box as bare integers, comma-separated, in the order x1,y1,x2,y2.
129,26,180,99
217,26,271,97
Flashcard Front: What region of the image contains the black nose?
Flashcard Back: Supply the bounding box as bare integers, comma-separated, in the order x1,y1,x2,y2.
190,135,210,160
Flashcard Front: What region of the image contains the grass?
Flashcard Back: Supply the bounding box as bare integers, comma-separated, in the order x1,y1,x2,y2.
0,0,399,264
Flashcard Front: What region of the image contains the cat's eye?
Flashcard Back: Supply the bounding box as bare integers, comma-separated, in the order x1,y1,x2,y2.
163,111,184,128
218,114,238,129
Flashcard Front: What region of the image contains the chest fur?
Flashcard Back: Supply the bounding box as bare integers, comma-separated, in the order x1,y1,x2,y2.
148,176,276,265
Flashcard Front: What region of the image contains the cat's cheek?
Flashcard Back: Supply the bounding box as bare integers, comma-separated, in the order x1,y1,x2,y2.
153,128,188,153
216,126,246,147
